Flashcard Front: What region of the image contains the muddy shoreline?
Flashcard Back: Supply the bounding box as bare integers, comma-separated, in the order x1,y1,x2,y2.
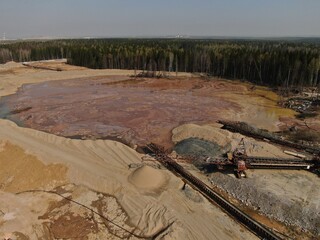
0,77,239,148
0,76,295,149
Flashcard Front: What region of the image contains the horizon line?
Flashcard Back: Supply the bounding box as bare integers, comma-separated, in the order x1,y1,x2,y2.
2,35,320,41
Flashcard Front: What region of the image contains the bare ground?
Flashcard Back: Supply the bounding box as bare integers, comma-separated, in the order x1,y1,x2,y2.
1,60,319,239
0,61,257,240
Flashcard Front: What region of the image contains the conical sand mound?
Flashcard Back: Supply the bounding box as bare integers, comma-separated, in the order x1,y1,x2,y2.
128,165,167,191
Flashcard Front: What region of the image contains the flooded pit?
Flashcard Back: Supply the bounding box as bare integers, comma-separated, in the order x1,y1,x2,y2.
0,77,295,148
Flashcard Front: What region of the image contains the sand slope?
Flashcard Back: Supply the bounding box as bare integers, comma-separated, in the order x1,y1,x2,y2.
0,120,257,239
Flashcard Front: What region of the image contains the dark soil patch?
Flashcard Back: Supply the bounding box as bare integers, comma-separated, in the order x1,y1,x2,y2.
174,137,228,159
286,129,320,143
296,112,318,119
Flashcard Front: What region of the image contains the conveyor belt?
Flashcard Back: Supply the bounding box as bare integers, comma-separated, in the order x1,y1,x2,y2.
146,143,282,240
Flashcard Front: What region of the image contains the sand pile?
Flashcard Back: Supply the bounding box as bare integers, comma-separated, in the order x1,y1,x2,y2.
229,133,291,158
0,61,22,70
128,165,168,191
172,123,232,158
172,123,231,147
172,123,290,159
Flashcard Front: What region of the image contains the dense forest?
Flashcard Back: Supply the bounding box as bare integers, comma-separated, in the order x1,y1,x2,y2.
1,38,320,87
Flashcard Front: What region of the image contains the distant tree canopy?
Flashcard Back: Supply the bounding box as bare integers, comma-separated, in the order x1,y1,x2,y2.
1,38,320,87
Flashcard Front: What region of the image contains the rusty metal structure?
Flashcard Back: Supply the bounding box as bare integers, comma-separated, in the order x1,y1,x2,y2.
143,136,319,238
203,155,319,178
218,120,320,155
200,138,319,178
146,143,281,240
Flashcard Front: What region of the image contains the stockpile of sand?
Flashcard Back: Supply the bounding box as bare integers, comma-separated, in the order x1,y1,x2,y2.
128,165,168,191
0,61,22,70
172,123,290,159
228,132,291,158
172,123,231,147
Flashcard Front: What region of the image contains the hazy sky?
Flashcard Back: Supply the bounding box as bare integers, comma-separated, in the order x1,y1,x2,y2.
0,0,320,39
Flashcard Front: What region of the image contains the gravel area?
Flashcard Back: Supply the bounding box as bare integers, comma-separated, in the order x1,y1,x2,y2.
209,170,320,236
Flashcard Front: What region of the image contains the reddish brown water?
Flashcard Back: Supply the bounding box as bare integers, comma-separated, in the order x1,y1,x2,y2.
0,77,242,148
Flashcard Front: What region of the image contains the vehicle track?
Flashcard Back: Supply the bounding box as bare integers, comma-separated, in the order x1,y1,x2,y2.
146,143,282,240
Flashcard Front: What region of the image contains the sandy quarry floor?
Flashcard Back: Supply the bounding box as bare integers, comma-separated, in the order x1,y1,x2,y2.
0,61,257,239
0,60,318,239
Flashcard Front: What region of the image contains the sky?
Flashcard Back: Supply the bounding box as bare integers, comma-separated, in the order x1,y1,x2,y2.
0,0,320,39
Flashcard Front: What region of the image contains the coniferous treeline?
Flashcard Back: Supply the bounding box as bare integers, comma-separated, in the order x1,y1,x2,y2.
1,39,320,87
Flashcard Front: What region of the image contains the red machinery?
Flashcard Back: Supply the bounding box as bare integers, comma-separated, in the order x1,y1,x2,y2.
201,139,318,178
